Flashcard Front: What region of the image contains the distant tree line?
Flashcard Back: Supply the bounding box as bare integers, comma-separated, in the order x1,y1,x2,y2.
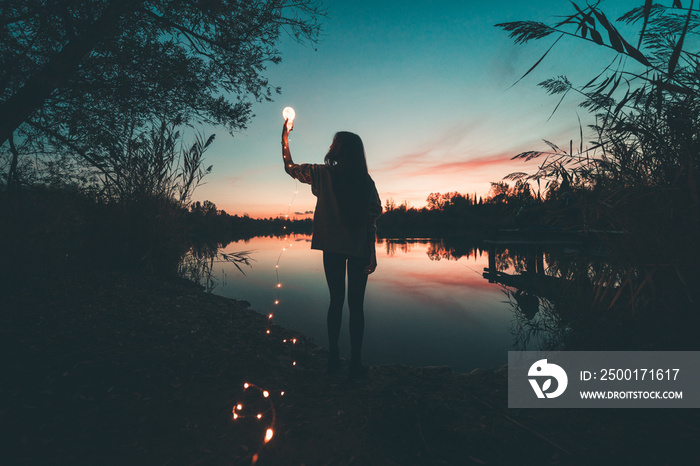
376,179,583,237
187,200,312,242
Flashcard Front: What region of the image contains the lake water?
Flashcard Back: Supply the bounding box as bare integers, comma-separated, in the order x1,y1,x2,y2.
208,235,539,373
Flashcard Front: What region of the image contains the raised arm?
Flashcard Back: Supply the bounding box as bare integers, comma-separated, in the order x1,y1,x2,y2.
281,120,294,175
281,120,313,184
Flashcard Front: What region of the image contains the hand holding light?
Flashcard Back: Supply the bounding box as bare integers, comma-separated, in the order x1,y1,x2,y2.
282,107,295,131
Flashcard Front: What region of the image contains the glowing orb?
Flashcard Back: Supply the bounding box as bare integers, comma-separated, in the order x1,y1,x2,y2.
282,107,295,130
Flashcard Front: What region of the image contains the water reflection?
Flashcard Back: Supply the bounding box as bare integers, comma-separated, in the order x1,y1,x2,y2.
179,241,254,292
196,235,519,372
383,237,482,262
481,240,699,354
182,234,697,372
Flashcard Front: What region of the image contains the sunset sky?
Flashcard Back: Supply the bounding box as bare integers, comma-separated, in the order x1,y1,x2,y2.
192,0,643,218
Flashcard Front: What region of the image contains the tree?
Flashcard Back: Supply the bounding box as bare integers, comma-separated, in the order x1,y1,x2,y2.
1,0,323,177
426,192,445,210
486,181,511,204
426,192,474,211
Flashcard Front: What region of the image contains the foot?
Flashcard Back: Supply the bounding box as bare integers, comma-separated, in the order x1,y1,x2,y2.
348,362,368,379
327,354,341,375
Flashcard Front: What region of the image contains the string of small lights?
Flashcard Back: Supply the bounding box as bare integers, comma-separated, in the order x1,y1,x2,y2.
231,108,300,465
270,181,298,332
232,382,284,464
269,106,300,365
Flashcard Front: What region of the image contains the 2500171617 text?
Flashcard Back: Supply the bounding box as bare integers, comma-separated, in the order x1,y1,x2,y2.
580,368,680,382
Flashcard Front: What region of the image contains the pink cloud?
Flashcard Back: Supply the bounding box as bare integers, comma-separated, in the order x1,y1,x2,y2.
378,123,579,181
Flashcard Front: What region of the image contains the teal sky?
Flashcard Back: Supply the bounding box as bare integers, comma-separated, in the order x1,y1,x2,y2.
193,0,643,217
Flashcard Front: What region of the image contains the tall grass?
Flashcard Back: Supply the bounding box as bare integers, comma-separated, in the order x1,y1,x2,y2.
1,119,218,282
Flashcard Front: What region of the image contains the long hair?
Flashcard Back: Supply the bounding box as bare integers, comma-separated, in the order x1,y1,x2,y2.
324,132,369,231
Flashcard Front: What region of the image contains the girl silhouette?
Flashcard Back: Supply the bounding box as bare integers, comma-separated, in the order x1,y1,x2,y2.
281,120,381,378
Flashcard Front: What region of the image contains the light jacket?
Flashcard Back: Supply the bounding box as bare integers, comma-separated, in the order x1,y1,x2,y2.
286,162,381,258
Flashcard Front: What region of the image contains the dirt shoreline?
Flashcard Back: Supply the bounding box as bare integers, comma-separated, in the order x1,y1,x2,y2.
2,272,698,465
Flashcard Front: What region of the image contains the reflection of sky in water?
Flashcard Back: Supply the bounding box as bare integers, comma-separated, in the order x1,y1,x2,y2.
213,235,517,372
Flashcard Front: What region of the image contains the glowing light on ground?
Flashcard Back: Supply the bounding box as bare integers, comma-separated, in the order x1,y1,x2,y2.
233,381,281,463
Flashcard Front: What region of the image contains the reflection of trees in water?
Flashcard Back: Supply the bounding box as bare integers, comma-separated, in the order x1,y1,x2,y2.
179,233,309,291
494,249,528,274
380,238,418,257
506,289,568,352
426,238,482,261
379,238,482,261
488,245,700,353
178,241,254,292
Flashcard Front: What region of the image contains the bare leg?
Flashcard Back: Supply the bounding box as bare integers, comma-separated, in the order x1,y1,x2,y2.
323,252,345,372
347,255,369,375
